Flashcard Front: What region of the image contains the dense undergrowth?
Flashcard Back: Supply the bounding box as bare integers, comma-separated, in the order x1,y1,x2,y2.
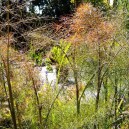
0,1,129,129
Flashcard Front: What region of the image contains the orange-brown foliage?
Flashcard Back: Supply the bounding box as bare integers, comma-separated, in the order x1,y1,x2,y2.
69,3,114,46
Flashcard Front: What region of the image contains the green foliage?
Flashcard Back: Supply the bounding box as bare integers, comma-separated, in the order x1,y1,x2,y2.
84,0,110,11
45,58,53,71
32,0,73,17
113,0,129,11
51,40,71,67
29,45,43,66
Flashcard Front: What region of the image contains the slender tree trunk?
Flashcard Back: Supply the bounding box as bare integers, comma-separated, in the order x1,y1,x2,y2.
16,102,22,129
26,65,43,128
103,77,108,129
31,78,42,128
114,74,118,129
6,29,17,129
73,45,80,115
94,42,102,129
95,68,101,111
104,76,108,103
73,69,80,114
1,65,11,111
5,1,17,128
95,42,102,111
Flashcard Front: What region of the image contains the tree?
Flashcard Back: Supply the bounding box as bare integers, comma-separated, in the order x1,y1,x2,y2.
0,0,29,50
32,0,73,18
68,3,114,117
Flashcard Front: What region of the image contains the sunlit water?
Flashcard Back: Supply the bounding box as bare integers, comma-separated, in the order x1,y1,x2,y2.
38,66,96,100
38,66,57,86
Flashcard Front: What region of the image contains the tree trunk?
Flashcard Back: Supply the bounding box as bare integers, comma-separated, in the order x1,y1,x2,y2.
103,77,108,128
5,1,17,128
74,69,80,114
31,77,42,128
94,42,102,129
114,75,118,129
95,42,102,111
73,45,80,115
